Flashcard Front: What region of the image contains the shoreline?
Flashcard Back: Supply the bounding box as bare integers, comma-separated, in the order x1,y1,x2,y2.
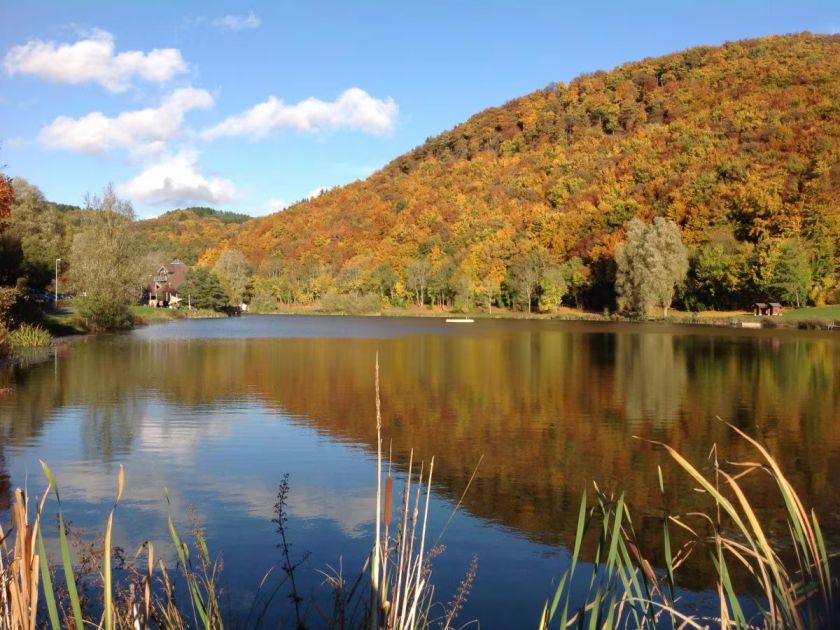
4,302,836,371
250,304,840,332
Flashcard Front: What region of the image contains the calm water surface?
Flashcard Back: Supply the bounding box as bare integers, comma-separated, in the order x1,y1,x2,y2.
1,315,840,627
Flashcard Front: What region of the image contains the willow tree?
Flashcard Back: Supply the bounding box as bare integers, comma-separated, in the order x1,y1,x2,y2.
69,184,139,331
615,217,688,318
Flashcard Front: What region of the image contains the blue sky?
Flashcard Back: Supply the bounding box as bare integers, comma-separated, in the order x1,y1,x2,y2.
1,1,838,219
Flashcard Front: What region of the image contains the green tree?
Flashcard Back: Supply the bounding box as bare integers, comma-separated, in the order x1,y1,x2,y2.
560,257,590,308
180,268,229,311
428,259,454,309
369,263,397,300
691,242,744,309
9,178,67,289
214,249,253,306
405,258,431,307
451,272,474,312
69,184,138,331
476,260,505,314
771,239,812,308
539,266,568,312
508,248,549,312
615,217,688,318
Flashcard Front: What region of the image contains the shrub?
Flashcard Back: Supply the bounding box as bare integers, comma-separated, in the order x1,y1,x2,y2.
0,285,20,328
75,297,134,332
8,323,52,348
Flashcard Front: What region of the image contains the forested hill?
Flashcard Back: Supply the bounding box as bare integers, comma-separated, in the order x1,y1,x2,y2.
136,207,252,265
221,33,840,309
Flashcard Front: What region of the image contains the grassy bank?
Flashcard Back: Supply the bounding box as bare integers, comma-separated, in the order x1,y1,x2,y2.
782,304,840,321
38,305,224,339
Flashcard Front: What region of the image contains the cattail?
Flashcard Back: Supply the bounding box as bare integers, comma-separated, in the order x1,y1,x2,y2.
384,475,393,530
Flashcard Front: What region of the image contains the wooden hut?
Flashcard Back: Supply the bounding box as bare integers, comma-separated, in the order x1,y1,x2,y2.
752,302,783,316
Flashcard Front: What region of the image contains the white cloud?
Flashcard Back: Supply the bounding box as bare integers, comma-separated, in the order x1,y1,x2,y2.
213,11,261,31
258,198,289,215
117,150,237,206
38,87,213,155
201,88,398,140
306,186,327,199
3,29,189,92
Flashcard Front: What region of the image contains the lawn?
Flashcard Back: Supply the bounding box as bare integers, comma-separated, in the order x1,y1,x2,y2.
781,304,840,320
130,305,180,323
40,309,86,336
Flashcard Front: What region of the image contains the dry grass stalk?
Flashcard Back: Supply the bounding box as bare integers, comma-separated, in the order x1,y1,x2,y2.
0,489,46,630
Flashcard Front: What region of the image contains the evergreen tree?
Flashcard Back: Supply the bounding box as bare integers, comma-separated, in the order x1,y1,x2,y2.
180,268,229,311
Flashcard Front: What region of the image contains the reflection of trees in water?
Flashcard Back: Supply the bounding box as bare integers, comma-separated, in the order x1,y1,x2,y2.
613,333,688,425
1,326,840,581
79,396,146,462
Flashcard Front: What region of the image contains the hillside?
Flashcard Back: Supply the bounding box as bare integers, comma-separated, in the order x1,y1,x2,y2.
135,207,252,265
211,34,839,308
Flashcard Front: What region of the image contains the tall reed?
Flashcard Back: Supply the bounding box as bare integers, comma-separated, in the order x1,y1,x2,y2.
539,421,835,629
369,353,439,630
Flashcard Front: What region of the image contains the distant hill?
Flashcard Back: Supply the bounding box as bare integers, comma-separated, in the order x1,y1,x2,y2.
45,201,84,214
135,207,252,265
201,34,840,307
161,207,252,225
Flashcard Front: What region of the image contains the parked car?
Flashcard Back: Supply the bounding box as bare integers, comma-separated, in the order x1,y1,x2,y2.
28,290,55,304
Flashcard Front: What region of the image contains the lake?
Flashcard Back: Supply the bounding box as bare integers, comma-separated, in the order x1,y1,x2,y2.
1,315,839,627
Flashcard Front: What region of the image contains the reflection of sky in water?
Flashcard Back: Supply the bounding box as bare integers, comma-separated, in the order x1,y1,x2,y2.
3,394,566,628
2,316,840,627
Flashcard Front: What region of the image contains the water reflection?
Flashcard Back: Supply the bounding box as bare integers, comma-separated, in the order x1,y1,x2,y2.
1,318,839,599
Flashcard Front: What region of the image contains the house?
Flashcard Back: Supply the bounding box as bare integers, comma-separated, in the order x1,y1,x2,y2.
752,302,783,316
147,260,188,308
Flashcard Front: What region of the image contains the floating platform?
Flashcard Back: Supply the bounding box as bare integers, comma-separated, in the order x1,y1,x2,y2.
741,321,762,329
445,318,474,323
